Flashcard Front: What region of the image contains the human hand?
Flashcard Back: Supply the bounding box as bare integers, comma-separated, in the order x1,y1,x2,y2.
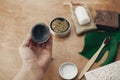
19,34,53,72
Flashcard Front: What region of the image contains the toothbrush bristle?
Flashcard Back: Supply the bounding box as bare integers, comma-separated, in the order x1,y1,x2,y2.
104,36,110,44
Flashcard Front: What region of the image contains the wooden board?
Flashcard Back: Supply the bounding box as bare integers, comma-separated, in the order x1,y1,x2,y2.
0,0,120,80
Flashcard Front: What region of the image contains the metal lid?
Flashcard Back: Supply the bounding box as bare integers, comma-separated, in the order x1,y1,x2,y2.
59,62,78,80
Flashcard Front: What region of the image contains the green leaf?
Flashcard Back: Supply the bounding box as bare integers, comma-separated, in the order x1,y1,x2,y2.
79,14,120,66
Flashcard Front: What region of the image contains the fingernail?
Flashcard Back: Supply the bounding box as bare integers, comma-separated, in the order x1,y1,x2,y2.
27,34,30,37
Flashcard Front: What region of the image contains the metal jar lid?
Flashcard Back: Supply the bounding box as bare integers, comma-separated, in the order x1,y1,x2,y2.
31,23,50,43
59,62,78,80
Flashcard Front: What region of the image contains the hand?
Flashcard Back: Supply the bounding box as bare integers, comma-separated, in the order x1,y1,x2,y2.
19,34,53,72
14,34,52,80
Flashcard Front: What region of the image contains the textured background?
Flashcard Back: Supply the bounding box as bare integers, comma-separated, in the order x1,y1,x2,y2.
0,0,120,80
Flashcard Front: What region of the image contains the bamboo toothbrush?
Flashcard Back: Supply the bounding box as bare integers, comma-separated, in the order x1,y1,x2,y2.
78,36,110,80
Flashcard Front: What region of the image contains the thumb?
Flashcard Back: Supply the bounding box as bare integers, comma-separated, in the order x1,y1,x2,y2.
19,35,36,63
21,34,32,47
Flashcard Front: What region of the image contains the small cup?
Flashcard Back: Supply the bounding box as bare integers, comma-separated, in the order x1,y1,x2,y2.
31,23,50,43
50,17,71,37
59,62,78,80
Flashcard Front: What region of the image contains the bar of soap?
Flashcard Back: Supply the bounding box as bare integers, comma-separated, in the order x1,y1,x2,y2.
75,6,90,26
95,10,119,30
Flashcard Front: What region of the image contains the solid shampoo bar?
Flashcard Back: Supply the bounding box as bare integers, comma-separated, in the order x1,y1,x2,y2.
95,10,119,30
75,6,90,26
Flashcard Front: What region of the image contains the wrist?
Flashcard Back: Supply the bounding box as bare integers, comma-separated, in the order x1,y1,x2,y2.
14,62,45,80
22,61,45,75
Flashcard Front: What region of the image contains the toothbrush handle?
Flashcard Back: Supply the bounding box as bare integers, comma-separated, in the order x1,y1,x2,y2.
78,44,105,80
